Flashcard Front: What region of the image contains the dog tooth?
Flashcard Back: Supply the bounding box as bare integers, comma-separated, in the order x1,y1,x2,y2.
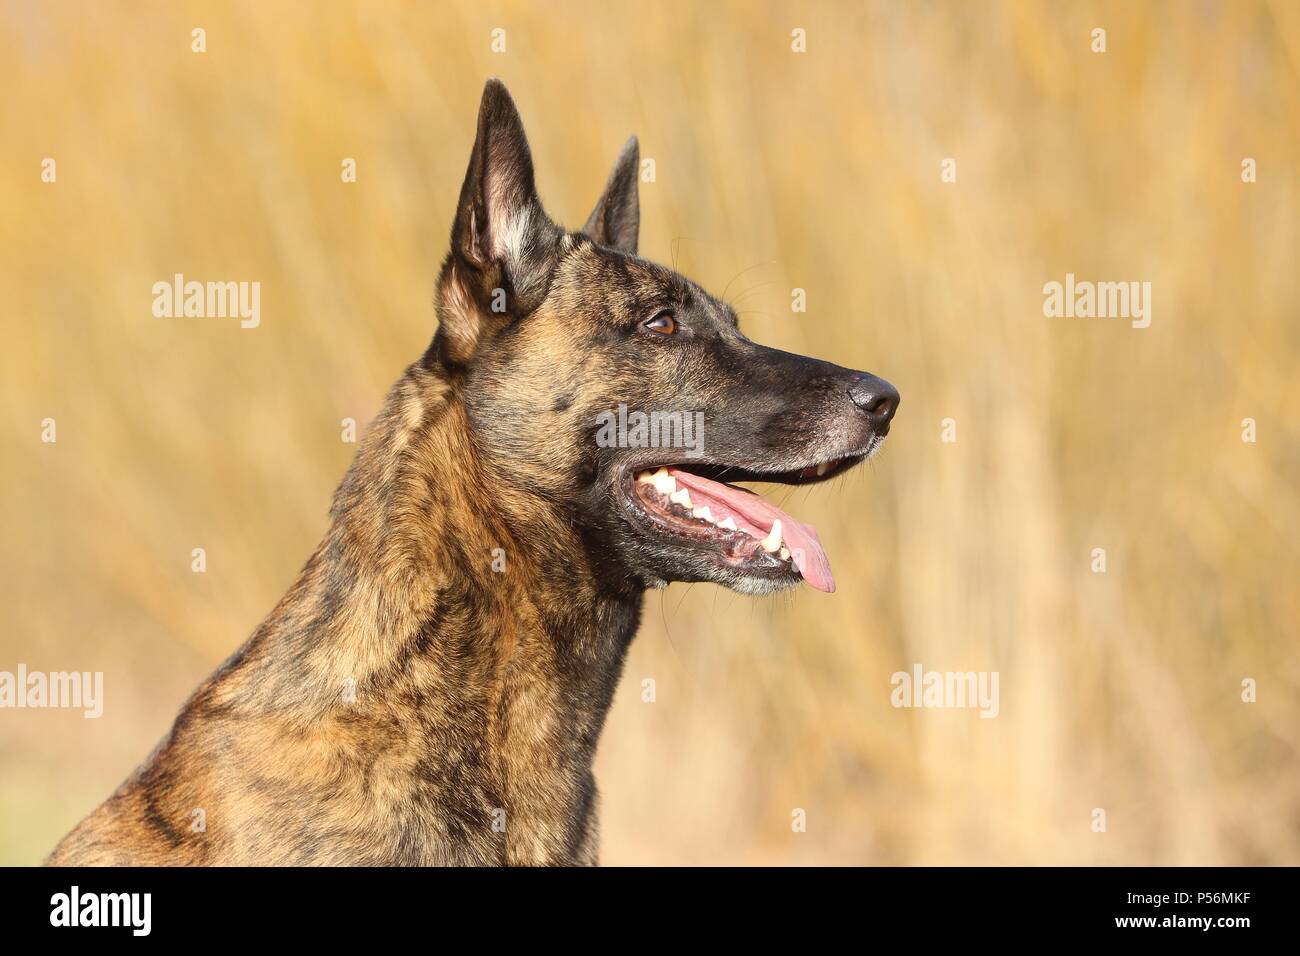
761,519,782,553
669,488,693,509
635,470,655,484
779,546,791,560
693,505,714,523
718,516,738,532
651,469,676,495
816,462,830,476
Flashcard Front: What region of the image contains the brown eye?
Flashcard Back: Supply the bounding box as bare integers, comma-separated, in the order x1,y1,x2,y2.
644,311,676,335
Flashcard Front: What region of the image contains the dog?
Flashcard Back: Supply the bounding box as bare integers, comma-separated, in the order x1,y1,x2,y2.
47,79,898,866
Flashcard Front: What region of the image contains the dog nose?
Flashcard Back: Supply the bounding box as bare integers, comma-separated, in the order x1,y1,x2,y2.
849,374,900,429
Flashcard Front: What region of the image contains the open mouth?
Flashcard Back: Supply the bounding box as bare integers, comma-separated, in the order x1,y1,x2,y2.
619,454,867,593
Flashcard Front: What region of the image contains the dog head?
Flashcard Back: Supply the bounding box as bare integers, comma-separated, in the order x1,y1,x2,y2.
433,80,898,595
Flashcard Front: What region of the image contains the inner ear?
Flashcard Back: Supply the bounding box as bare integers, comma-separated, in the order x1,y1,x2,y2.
582,136,640,255
450,79,559,311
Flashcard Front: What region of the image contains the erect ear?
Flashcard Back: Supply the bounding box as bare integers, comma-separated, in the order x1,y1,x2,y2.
448,80,558,303
439,80,560,363
581,136,639,254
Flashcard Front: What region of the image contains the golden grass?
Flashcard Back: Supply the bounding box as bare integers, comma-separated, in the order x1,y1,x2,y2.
1,0,1297,864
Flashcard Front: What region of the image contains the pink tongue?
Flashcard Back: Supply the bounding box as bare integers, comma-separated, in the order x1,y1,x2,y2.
668,468,836,593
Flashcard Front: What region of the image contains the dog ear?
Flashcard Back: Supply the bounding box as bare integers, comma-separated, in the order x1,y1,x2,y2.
582,136,639,254
439,80,560,363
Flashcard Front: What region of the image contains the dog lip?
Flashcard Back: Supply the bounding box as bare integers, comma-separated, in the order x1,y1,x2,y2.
608,442,884,591
616,445,874,481
617,474,805,584
625,451,870,488
614,463,841,592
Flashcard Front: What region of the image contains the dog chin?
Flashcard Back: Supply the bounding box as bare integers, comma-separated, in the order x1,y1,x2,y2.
682,568,802,596
641,570,800,596
718,572,802,597
637,553,802,596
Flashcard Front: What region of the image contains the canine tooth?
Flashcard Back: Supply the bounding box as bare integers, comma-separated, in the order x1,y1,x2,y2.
761,519,782,553
669,488,693,509
651,469,676,495
816,462,830,476
779,547,791,560
636,470,655,484
693,505,714,523
718,517,737,532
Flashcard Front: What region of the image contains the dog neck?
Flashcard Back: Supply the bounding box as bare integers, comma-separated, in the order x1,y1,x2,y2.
236,359,642,862
323,358,644,661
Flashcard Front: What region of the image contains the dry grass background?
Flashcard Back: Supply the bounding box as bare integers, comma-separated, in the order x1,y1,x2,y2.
2,0,1298,865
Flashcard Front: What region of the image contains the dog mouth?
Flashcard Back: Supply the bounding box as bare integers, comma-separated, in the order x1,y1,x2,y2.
618,453,869,593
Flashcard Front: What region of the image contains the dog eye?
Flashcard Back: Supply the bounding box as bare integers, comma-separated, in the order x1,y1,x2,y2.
643,311,676,335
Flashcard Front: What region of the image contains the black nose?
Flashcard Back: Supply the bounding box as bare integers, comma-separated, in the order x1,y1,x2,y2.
849,374,900,430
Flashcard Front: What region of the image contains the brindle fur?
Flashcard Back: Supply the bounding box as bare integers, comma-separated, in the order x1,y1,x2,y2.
48,81,897,866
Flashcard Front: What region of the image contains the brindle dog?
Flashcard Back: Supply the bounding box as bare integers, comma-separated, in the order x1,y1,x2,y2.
48,80,898,866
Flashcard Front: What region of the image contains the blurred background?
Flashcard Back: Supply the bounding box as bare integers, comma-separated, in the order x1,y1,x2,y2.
2,0,1298,865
